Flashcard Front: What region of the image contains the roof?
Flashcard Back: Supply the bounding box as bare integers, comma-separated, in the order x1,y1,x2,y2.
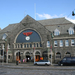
0,15,75,39
38,17,73,26
0,23,19,39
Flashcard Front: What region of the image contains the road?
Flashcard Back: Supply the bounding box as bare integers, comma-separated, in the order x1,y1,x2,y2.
0,64,75,75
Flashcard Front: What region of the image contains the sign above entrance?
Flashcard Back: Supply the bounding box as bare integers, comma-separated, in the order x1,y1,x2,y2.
23,32,33,36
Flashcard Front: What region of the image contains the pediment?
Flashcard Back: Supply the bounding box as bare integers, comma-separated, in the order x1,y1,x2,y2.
21,15,36,26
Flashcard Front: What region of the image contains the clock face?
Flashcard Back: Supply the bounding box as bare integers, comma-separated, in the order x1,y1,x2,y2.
25,36,30,41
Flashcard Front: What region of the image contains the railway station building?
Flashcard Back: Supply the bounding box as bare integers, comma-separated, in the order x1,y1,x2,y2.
0,15,75,63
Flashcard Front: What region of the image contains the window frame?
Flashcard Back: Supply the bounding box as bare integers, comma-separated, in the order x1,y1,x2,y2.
71,39,75,46
69,27,74,35
54,41,58,47
65,40,69,47
59,40,63,47
54,28,60,36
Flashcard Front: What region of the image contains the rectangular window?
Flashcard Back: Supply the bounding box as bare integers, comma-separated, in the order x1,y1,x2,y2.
54,41,58,47
24,44,26,48
71,40,75,46
60,40,63,47
65,40,69,47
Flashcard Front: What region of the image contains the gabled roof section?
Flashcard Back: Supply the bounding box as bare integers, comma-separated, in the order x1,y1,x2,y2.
0,23,19,39
0,23,19,33
20,15,36,23
38,17,73,26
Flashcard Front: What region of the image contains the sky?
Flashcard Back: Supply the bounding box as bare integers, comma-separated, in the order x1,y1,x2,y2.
0,0,75,29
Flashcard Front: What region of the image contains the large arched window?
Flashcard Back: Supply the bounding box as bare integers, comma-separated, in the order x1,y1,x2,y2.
16,29,41,43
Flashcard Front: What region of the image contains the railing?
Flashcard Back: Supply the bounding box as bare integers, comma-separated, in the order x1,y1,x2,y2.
13,42,42,49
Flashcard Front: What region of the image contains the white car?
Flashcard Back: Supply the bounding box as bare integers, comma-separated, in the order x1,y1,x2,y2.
34,60,51,66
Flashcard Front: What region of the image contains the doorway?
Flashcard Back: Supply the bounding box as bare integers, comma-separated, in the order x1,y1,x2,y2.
26,55,31,62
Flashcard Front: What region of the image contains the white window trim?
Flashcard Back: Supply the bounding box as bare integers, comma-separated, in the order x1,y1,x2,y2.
68,27,74,35
54,41,58,47
59,40,63,47
65,40,69,47
54,28,60,36
71,40,75,46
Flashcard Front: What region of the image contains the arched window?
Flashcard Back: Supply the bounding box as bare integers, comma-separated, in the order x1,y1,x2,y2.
26,52,30,55
65,52,71,57
56,52,61,58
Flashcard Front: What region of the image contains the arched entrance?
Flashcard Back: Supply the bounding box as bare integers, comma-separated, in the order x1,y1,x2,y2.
35,51,40,62
16,52,21,63
25,52,31,62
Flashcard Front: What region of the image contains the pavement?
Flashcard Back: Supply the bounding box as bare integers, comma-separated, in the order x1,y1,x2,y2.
0,62,75,70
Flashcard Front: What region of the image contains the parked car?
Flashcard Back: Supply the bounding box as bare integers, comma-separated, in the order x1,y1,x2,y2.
58,57,75,66
34,60,50,66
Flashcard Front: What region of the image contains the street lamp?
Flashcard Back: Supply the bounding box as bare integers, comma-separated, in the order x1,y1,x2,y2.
51,33,54,65
34,47,35,64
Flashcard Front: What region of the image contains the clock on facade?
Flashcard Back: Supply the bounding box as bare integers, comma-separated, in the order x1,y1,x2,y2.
25,36,30,41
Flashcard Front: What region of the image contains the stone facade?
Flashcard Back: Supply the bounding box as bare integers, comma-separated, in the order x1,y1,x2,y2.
0,15,75,64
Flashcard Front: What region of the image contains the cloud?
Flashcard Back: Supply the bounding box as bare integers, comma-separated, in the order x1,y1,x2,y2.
36,13,64,19
65,17,75,24
36,13,75,24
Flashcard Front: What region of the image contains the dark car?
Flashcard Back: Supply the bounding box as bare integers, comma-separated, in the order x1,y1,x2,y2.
58,57,75,66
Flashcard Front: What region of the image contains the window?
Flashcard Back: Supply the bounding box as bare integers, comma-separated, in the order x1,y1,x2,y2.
54,28,60,36
65,40,69,47
24,44,26,48
37,43,38,47
60,40,63,47
71,39,75,46
65,52,71,57
56,52,61,58
68,27,74,35
20,44,22,48
40,43,42,47
54,41,58,47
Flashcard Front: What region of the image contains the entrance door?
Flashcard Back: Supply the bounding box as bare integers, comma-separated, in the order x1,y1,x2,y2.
35,55,40,62
26,55,31,62
16,52,21,63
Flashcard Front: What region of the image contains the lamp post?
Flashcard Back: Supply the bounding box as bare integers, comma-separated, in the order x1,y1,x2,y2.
2,33,8,64
51,33,54,65
34,47,35,64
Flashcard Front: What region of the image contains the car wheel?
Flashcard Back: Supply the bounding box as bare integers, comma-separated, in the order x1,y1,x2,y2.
45,63,48,66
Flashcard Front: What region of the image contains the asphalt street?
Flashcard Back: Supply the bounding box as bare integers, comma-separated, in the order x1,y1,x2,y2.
0,63,75,75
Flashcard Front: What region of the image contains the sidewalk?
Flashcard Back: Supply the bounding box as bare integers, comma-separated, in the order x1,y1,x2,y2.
0,62,34,66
